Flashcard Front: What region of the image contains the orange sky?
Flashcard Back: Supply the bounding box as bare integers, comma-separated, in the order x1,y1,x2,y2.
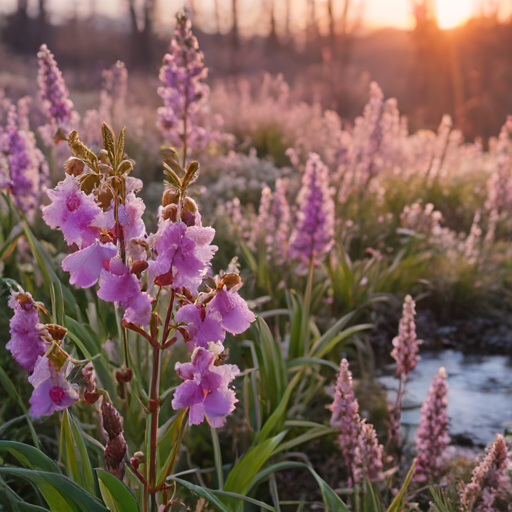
0,0,511,33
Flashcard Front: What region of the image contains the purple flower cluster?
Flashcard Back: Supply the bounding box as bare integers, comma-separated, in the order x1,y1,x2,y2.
37,44,78,144
460,433,510,512
173,343,239,427
290,153,334,268
6,287,82,418
414,367,449,481
0,101,47,215
391,295,423,379
157,11,224,157
330,358,384,484
42,124,255,428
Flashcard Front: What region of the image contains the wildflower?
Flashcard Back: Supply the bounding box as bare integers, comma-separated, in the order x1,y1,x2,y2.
391,295,422,379
157,10,223,156
7,290,47,372
329,359,361,468
1,104,47,215
37,44,77,143
42,175,102,249
352,420,384,484
208,286,256,335
97,258,152,327
147,220,217,292
28,356,78,418
414,367,449,481
460,433,510,512
119,192,146,259
289,153,334,267
248,185,272,250
61,240,117,288
174,303,225,348
172,343,239,428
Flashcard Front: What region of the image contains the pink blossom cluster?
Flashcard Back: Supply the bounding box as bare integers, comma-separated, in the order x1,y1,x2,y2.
6,288,80,417
37,44,79,144
460,433,510,512
391,295,423,379
330,358,384,485
41,126,255,427
414,367,449,481
157,11,225,156
0,99,48,215
289,152,335,268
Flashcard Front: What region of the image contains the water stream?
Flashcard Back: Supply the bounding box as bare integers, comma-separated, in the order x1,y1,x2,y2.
379,350,512,446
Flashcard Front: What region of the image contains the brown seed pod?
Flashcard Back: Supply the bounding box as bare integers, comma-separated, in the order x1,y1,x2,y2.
101,400,123,439
162,189,180,206
45,324,68,341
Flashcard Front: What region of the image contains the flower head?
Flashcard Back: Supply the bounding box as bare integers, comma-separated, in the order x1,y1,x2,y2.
208,286,256,335
28,356,78,417
148,220,217,292
175,303,225,348
42,175,102,249
172,343,239,428
37,44,77,143
330,359,361,468
7,290,47,372
391,295,422,379
414,367,449,481
460,433,510,512
289,153,334,267
353,420,384,484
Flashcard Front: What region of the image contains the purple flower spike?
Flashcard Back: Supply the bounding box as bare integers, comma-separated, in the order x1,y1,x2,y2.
28,356,78,418
172,344,239,428
175,303,225,348
208,288,256,335
6,290,46,372
414,367,449,482
97,259,152,327
391,295,423,379
37,44,76,142
42,175,102,249
460,433,510,512
62,241,117,288
353,420,384,484
148,220,217,292
290,153,334,268
330,358,360,469
1,104,47,215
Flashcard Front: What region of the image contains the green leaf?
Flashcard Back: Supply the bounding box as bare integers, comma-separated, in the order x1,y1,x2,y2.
0,468,109,512
0,478,51,511
272,426,339,454
386,459,416,512
156,409,188,486
168,477,231,512
96,468,139,512
286,358,340,372
60,411,95,495
252,462,349,512
211,426,224,490
222,431,287,506
0,441,60,473
0,368,41,449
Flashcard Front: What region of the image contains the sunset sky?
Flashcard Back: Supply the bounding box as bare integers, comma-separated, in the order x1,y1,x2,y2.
0,0,510,33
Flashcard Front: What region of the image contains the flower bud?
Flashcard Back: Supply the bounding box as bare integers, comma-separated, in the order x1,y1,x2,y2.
45,324,68,341
64,158,85,177
219,273,241,291
161,204,178,222
116,368,133,384
104,434,127,480
84,391,100,404
131,260,149,277
162,189,180,206
101,399,123,439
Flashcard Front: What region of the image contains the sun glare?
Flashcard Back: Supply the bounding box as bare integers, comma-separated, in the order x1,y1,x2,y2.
436,0,474,29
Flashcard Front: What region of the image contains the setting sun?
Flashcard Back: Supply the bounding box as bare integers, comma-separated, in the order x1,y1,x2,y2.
436,0,474,29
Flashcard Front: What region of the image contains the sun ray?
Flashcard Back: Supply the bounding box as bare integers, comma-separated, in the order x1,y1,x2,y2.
436,0,474,29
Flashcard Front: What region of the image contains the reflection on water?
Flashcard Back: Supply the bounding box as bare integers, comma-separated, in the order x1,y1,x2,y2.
379,350,512,446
